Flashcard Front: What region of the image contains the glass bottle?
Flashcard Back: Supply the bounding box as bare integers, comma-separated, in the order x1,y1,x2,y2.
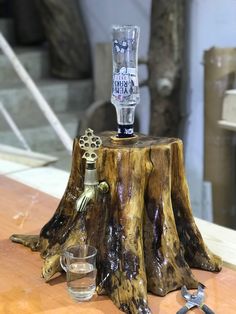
111,25,140,138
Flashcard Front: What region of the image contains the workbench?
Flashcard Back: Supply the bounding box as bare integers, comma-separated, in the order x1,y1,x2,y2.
1,175,236,314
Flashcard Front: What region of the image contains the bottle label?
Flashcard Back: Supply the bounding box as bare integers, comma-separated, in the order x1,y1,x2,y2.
117,124,134,137
112,67,137,102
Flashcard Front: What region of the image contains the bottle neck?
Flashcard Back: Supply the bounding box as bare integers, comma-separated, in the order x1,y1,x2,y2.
115,105,136,138
117,124,134,138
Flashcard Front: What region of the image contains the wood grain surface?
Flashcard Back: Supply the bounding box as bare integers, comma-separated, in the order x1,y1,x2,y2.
0,176,236,314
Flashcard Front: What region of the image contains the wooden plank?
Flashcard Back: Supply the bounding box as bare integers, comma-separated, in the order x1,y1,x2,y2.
0,144,58,167
218,90,236,132
222,90,236,123
204,48,236,229
218,120,236,132
195,217,236,270
0,176,236,313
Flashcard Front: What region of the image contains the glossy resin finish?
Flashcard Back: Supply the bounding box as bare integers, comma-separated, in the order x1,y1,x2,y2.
11,132,222,314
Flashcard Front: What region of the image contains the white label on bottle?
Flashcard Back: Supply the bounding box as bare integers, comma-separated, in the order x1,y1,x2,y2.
113,73,131,98
112,67,137,101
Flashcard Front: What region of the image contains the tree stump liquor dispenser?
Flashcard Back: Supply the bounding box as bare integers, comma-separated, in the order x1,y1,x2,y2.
11,26,222,314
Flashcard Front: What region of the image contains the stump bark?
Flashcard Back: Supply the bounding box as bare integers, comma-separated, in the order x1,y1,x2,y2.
11,132,222,314
148,0,185,137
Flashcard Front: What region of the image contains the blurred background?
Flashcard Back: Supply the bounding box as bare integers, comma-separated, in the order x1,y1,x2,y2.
0,0,236,230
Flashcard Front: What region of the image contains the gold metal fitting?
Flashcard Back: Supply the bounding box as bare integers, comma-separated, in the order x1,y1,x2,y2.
79,128,102,163
98,181,110,194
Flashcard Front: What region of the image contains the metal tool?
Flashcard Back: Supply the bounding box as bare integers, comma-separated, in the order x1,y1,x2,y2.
177,283,214,314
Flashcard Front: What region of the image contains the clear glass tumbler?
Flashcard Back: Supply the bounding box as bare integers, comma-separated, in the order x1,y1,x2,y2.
111,25,140,138
60,244,97,301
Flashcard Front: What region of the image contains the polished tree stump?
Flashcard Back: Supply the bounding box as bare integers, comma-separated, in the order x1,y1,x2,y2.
11,132,222,314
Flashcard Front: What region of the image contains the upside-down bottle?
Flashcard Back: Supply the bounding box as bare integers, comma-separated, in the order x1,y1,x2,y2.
111,25,140,138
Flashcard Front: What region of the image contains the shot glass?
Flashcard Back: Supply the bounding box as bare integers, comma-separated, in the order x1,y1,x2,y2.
60,244,97,301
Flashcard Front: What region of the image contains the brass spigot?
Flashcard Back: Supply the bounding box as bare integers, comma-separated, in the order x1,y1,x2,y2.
75,128,109,212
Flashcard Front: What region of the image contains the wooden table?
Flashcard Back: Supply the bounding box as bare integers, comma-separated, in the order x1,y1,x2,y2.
1,176,236,314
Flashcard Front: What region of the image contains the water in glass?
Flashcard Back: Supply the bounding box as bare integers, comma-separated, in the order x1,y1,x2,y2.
67,261,96,301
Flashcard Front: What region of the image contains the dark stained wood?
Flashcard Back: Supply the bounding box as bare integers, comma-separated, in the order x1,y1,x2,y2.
148,0,185,137
10,133,222,313
12,0,45,45
37,0,91,79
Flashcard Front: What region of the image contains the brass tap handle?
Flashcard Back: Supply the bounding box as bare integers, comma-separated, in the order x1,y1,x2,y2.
76,128,109,213
79,128,102,163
